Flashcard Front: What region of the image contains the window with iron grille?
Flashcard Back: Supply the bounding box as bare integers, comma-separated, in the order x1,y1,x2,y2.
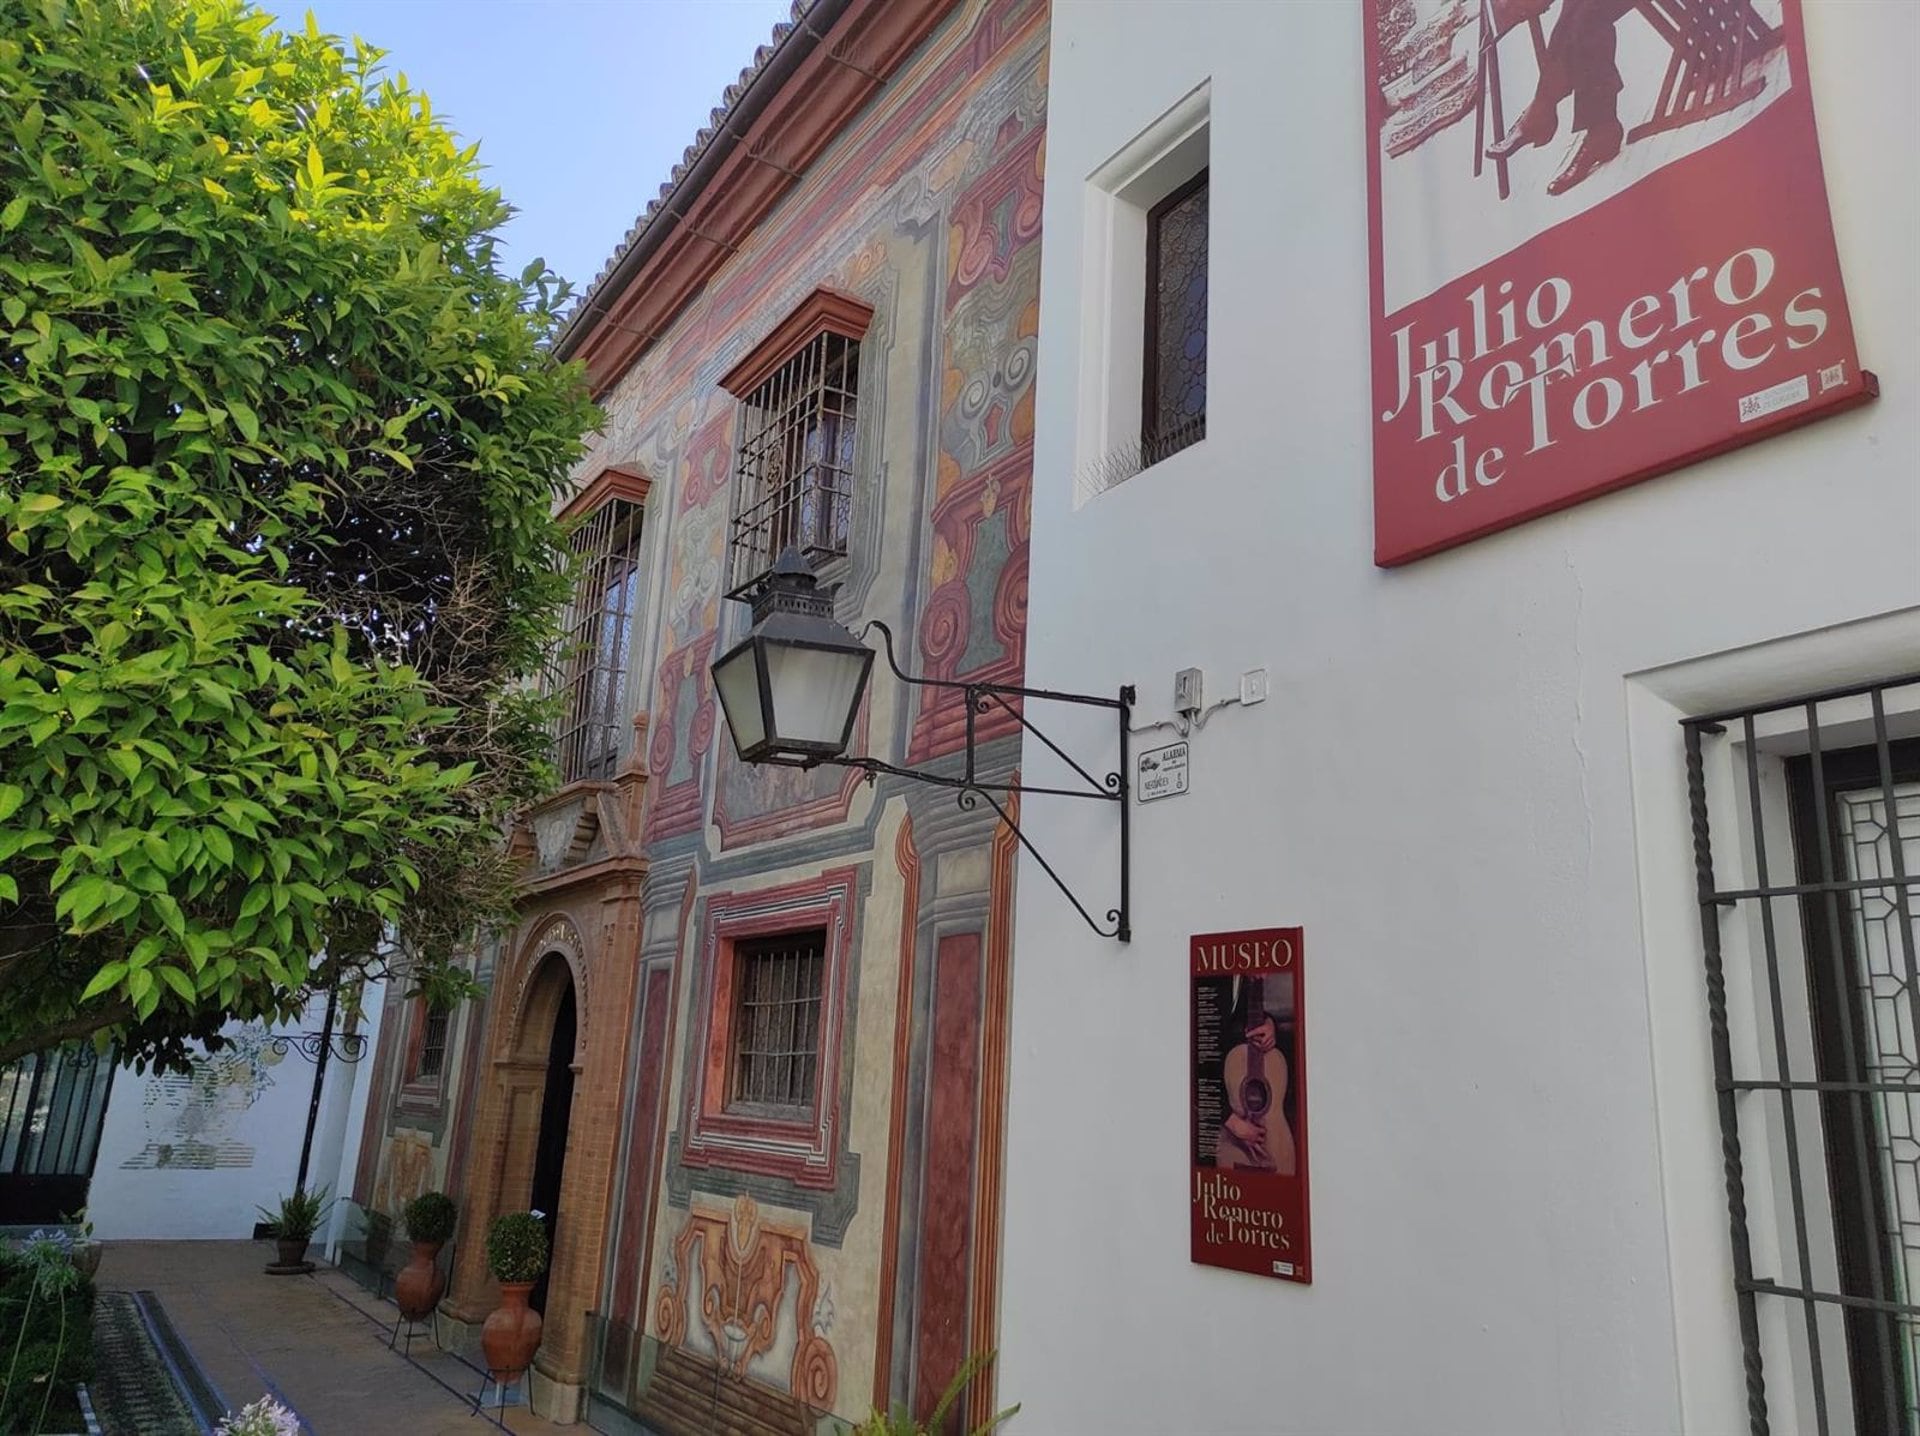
1141,167,1209,468
721,292,872,598
550,496,644,784
1682,671,1920,1435
414,1005,450,1082
727,931,827,1116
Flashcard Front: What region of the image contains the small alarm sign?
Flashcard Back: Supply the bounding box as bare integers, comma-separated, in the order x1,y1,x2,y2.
1137,741,1189,802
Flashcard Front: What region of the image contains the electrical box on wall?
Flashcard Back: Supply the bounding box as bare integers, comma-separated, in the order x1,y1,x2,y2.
1174,667,1204,718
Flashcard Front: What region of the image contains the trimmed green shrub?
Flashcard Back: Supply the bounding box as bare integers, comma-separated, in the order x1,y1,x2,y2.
402,1191,456,1245
483,1212,548,1283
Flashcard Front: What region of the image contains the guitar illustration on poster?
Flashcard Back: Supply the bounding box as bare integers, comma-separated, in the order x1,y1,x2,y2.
1191,928,1311,1283
1215,973,1297,1176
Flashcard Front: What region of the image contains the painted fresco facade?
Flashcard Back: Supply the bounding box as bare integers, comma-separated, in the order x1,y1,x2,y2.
348,1,1046,1428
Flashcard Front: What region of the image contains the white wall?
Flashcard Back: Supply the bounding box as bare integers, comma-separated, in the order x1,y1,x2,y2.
321,978,386,1257
89,991,368,1241
1001,3,1919,1434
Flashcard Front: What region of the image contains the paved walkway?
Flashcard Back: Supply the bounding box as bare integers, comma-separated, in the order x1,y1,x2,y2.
96,1241,570,1435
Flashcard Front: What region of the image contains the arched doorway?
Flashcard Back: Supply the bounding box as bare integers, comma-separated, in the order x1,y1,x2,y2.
528,964,575,1316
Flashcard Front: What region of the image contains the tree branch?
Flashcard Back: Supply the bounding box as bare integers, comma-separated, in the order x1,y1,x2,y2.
0,1002,134,1067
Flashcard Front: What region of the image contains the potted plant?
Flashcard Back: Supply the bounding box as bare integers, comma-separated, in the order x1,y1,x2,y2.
851,1350,1017,1436
257,1188,331,1272
393,1191,456,1320
480,1211,549,1381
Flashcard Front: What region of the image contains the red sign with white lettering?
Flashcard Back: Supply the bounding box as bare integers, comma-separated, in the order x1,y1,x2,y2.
1364,0,1873,566
1190,928,1310,1283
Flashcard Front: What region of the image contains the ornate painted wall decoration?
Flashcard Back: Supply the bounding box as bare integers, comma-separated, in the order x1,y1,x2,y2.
654,1194,838,1411
711,702,872,851
662,408,733,645
908,113,1040,765
371,1130,436,1213
117,1029,284,1171
945,117,1045,313
645,636,719,842
909,447,1033,763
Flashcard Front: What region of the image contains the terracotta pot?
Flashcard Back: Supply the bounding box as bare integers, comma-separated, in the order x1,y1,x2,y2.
274,1236,310,1267
393,1240,446,1320
481,1281,543,1379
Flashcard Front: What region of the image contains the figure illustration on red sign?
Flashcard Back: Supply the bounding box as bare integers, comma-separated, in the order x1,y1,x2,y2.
1192,929,1310,1283
1365,0,1873,565
1210,973,1297,1175
1485,0,1637,194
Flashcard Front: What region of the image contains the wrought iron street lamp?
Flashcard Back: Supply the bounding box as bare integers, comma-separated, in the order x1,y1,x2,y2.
713,550,1134,941
712,550,876,767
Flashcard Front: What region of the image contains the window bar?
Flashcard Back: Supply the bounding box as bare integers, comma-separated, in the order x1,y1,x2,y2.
790,335,818,557
1684,721,1773,1436
791,943,805,1106
775,945,796,1107
50,1056,83,1174
727,331,859,594
762,347,785,567
802,946,821,1104
576,505,606,773
1730,1078,1920,1094
1747,1280,1920,1320
63,1054,99,1174
0,1062,21,1171
1741,712,1832,1436
1866,688,1920,1433
1715,874,1920,904
779,338,802,559
0,1060,30,1172
1868,687,1920,1072
14,1051,47,1175
1806,699,1903,1436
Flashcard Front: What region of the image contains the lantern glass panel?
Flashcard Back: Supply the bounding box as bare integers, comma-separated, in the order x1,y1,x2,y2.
713,641,769,756
764,642,869,751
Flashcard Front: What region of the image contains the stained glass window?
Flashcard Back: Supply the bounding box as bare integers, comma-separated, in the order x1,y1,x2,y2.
1143,169,1209,465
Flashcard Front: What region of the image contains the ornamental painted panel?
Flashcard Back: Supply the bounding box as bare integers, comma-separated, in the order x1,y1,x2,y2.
646,636,718,842
908,113,1040,766
908,447,1031,764
711,700,872,851
654,1194,838,1410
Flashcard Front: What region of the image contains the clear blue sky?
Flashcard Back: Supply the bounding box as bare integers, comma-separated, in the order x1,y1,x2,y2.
265,0,794,293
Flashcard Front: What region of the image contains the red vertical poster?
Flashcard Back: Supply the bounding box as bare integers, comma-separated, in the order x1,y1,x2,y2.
1191,928,1311,1283
1364,0,1874,566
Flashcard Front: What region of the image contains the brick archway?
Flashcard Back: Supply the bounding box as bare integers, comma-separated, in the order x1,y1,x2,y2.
443,898,641,1422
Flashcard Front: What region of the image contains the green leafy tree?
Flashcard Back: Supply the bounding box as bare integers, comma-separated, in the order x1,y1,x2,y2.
0,0,597,1068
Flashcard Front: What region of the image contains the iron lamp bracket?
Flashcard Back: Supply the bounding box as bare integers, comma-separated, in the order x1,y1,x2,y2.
821,620,1134,943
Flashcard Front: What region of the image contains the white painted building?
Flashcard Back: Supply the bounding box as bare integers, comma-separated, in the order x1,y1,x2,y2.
86,986,386,1244
1000,3,1918,1434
